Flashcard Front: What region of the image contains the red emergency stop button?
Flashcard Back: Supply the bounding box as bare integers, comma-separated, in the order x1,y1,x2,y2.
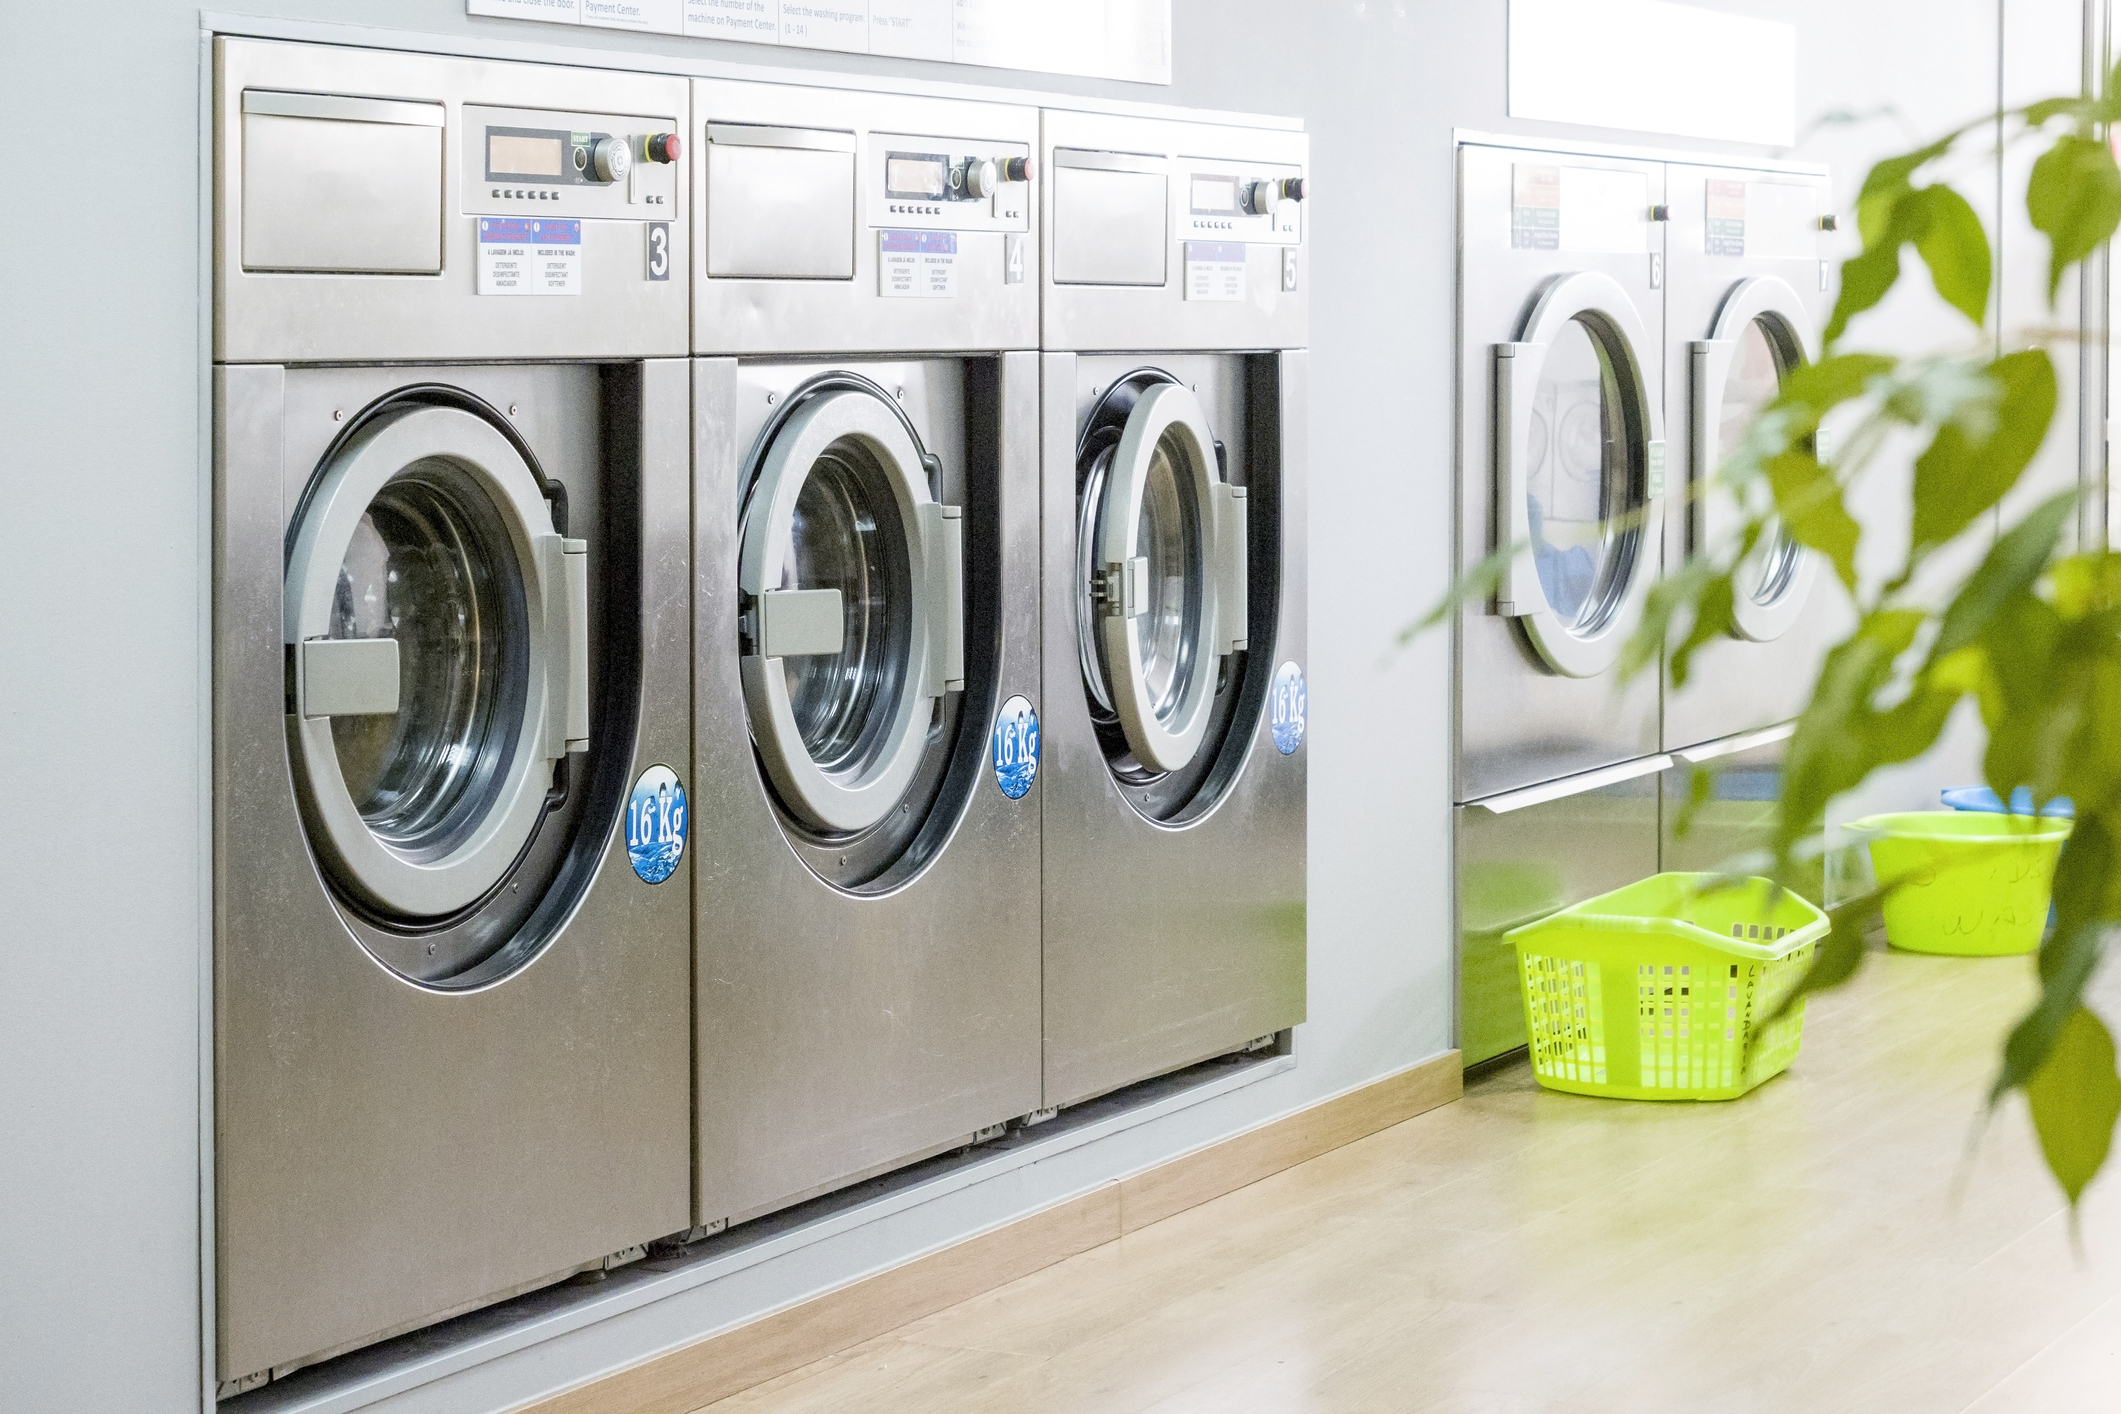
647,133,681,164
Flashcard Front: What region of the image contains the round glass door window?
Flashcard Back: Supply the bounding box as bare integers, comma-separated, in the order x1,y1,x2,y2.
738,381,965,860
285,402,587,931
1524,313,1642,638
1713,314,1806,613
1074,371,1256,817
326,463,522,860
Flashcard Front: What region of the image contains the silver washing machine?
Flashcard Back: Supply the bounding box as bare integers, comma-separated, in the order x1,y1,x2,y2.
1660,162,1840,893
1453,141,1669,1065
687,79,1043,1227
1037,108,1308,1110
211,41,691,1392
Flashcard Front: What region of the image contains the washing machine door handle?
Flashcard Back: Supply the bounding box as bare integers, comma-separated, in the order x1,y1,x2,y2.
539,534,592,755
1491,339,1551,621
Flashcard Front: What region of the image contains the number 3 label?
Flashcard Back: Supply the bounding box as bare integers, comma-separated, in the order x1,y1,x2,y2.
646,222,670,282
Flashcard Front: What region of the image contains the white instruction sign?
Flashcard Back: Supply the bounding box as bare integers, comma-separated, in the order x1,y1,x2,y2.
1511,165,1648,254
478,217,582,296
879,229,957,298
1184,241,1247,302
471,0,1172,84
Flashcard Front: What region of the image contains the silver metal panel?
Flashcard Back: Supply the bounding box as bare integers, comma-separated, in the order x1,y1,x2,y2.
1051,162,1169,286
1040,110,1308,353
705,141,857,279
1662,163,1848,752
216,39,689,362
1453,772,1660,1066
1661,731,1824,900
1454,142,1663,802
692,353,1043,1227
214,361,691,1382
241,108,444,273
691,80,1038,354
1040,350,1308,1109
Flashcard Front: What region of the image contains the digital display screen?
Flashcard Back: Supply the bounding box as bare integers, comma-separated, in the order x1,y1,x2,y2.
489,133,565,179
886,151,949,200
1189,175,1239,214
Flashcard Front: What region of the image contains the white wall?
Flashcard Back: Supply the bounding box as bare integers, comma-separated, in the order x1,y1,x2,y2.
0,3,2075,1411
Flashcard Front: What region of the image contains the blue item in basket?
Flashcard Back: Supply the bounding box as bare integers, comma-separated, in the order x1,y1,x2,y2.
1940,786,2074,818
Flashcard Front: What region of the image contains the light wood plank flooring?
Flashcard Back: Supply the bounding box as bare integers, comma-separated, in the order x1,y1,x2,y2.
698,950,2121,1412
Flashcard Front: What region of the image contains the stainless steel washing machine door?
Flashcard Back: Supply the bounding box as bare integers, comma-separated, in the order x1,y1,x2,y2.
284,401,589,929
1493,270,1664,679
739,383,964,838
1077,379,1248,778
1690,275,1820,643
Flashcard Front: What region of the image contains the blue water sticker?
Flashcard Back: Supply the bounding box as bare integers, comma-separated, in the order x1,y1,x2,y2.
1269,662,1306,755
991,695,1039,799
626,765,687,884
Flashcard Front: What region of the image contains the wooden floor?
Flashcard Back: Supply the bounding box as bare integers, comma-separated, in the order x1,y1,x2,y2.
700,950,2121,1413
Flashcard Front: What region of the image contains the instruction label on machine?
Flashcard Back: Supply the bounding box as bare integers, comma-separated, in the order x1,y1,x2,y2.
1184,241,1247,301
477,217,582,295
879,229,958,298
1705,178,1820,259
1512,164,1649,254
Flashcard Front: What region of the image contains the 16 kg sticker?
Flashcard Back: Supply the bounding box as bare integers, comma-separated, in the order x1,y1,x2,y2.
992,696,1039,799
1269,662,1306,755
626,765,687,884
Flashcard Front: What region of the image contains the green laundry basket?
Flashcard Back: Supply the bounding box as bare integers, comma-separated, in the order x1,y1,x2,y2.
1852,811,2071,956
1505,873,1828,1101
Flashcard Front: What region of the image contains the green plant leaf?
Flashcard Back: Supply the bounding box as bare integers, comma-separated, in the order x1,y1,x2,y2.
1906,185,1994,327
1763,890,1878,1023
1767,448,1862,592
1780,352,1899,413
1911,351,2058,552
1997,816,2114,1099
2024,1007,2121,1204
1932,492,2078,658
2028,134,2121,303
1825,239,1903,347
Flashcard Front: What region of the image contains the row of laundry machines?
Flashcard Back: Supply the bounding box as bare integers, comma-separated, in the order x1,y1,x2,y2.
1452,138,1843,1065
210,39,1307,1394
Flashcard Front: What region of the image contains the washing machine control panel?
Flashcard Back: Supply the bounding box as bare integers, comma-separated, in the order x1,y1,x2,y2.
1181,161,1305,245
463,105,680,219
866,135,1033,233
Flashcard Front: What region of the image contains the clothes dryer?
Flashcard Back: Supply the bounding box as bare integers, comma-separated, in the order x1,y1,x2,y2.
212,41,691,1392
1659,164,1839,875
689,79,1042,1227
1453,141,1670,1065
1038,109,1308,1109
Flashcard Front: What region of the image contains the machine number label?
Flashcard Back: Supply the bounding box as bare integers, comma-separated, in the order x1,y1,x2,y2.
646,221,671,281
478,217,582,296
1269,662,1307,756
879,229,958,298
626,765,688,884
1184,241,1247,302
991,695,1040,799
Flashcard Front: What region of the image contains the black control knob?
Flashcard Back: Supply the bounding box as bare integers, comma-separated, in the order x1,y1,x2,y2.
1243,179,1280,216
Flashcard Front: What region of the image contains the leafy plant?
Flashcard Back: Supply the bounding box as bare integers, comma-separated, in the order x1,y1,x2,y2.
1671,77,2121,1203
1454,73,2121,1203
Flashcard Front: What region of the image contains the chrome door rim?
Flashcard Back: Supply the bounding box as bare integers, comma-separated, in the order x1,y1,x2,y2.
1093,381,1227,774
1494,269,1664,679
1694,274,1820,643
284,405,566,920
739,387,939,835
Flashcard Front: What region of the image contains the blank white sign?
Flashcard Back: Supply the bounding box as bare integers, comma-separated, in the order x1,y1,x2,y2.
1509,0,1796,146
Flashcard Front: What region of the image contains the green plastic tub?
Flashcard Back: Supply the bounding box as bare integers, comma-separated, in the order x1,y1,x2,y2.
1505,873,1828,1101
1851,811,2071,956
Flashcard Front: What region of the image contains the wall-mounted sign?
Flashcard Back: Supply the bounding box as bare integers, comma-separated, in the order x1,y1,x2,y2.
468,0,1173,85
1508,0,1795,146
